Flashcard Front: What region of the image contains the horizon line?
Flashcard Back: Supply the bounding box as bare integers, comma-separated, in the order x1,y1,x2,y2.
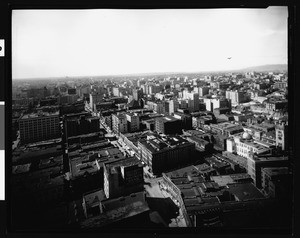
12,63,288,81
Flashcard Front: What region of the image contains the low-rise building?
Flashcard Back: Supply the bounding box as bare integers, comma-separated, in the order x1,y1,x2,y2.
103,156,144,199
138,134,195,175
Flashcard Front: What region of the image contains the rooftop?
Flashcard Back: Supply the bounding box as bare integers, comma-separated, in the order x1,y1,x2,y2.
83,190,106,208
104,156,143,172
226,183,265,201
69,157,100,178
81,192,149,228
211,174,252,187
20,111,59,120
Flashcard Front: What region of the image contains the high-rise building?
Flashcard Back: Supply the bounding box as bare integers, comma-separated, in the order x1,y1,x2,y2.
182,90,199,112
155,116,182,135
112,87,120,97
198,86,209,97
132,88,143,101
19,111,60,144
90,93,103,111
112,113,128,134
275,123,288,151
169,99,179,115
226,90,246,104
204,98,231,112
126,113,140,132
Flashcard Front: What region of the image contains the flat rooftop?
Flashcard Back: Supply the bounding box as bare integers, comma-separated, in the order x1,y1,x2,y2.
226,183,265,201
83,190,106,208
20,111,59,120
211,173,252,187
104,156,142,170
80,192,149,228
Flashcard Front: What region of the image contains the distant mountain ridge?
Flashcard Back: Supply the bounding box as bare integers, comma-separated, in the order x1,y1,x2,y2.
238,64,287,72
13,64,288,81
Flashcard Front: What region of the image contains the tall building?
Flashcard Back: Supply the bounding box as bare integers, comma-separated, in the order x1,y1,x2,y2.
19,111,60,144
182,90,199,112
112,113,128,134
169,99,179,115
126,113,140,132
226,90,246,104
247,154,289,188
275,123,288,151
204,98,231,112
198,86,209,97
132,88,143,101
90,93,103,111
112,87,120,97
155,116,182,135
173,112,192,130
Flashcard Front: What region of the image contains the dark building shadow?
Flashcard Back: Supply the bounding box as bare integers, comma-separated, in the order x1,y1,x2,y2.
146,197,179,225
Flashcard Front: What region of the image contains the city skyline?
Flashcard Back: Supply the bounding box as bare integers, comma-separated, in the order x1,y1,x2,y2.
12,7,288,79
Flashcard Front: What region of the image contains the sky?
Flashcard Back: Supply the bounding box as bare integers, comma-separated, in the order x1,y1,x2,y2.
12,7,288,79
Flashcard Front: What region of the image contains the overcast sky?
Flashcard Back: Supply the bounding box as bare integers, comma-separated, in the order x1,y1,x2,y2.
12,7,288,79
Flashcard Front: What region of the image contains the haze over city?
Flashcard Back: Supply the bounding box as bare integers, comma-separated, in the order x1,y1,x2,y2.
12,7,288,79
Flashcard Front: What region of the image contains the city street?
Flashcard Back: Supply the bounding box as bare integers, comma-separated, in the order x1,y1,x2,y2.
144,177,187,227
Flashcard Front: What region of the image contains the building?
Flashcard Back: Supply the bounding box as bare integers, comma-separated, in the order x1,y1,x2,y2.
126,113,140,133
226,132,271,160
82,190,106,218
261,167,292,199
19,111,60,144
155,116,182,135
247,154,289,188
169,99,179,115
161,166,266,228
138,134,195,175
112,87,120,97
275,123,288,151
210,122,244,137
59,102,85,116
90,93,103,111
80,191,150,229
64,113,100,139
198,86,209,97
226,90,246,104
103,156,144,199
112,113,128,134
132,88,143,101
265,98,288,112
173,112,192,130
203,98,231,112
69,156,103,195
182,90,199,112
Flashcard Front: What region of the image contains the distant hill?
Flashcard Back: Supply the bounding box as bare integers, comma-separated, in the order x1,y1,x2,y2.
237,64,287,72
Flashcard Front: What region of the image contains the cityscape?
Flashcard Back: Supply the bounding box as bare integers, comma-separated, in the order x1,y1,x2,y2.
10,8,292,232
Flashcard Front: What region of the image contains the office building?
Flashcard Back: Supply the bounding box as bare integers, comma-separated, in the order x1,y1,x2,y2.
19,111,60,144
138,134,195,175
112,113,128,134
226,90,246,104
155,116,182,135
90,93,103,111
126,113,140,132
